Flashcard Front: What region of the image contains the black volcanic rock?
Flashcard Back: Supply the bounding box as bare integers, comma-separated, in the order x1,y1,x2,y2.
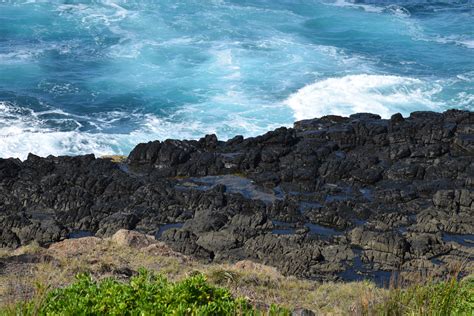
0,110,473,282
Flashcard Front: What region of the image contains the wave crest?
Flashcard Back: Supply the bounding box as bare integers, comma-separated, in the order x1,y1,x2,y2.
285,74,442,120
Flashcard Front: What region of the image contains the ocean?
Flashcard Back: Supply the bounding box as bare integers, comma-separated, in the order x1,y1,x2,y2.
0,0,472,159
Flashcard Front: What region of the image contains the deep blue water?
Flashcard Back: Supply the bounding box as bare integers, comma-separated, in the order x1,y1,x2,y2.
0,0,472,159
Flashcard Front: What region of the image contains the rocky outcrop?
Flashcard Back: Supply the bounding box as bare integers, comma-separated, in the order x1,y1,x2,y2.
0,110,473,282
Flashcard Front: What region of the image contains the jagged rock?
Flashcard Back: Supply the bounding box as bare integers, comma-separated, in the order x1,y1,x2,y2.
96,213,140,237
196,230,239,253
0,110,472,281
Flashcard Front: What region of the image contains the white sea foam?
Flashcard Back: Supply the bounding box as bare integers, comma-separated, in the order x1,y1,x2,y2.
331,0,472,51
285,74,443,120
456,71,474,83
395,13,474,50
417,34,474,50
454,92,474,108
0,101,125,159
0,118,282,160
331,0,385,13
456,39,474,49
0,100,288,160
2,1,471,160
385,5,411,18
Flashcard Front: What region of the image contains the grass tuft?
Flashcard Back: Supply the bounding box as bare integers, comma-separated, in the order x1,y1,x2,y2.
376,274,474,315
1,236,472,315
207,268,242,286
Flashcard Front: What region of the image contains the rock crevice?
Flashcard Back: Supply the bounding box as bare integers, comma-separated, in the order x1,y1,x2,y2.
1,110,473,281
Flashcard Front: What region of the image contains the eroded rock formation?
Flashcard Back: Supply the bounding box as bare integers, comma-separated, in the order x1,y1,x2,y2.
1,110,473,282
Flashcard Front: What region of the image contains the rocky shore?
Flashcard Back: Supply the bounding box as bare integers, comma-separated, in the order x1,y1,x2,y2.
0,110,473,282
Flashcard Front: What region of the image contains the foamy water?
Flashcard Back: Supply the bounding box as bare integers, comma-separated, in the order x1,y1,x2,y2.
0,0,472,159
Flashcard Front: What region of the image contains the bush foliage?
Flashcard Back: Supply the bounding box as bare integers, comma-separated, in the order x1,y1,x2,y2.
12,269,289,315
4,268,473,315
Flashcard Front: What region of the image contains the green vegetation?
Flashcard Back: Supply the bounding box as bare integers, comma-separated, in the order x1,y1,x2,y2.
6,269,289,316
5,271,473,315
1,237,473,315
376,275,474,315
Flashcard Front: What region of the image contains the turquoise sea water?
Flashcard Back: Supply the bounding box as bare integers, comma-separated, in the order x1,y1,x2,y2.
0,0,473,159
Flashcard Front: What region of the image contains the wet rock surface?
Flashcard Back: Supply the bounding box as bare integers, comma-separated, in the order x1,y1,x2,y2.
0,110,473,282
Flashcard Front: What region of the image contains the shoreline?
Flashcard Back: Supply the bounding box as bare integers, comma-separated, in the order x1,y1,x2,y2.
0,110,473,283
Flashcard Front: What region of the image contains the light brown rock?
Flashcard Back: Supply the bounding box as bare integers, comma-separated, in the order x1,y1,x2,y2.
110,229,156,249
233,260,282,277
48,237,103,257
142,242,189,262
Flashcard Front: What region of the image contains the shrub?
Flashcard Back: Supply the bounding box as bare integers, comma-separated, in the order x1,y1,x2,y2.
10,269,289,315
